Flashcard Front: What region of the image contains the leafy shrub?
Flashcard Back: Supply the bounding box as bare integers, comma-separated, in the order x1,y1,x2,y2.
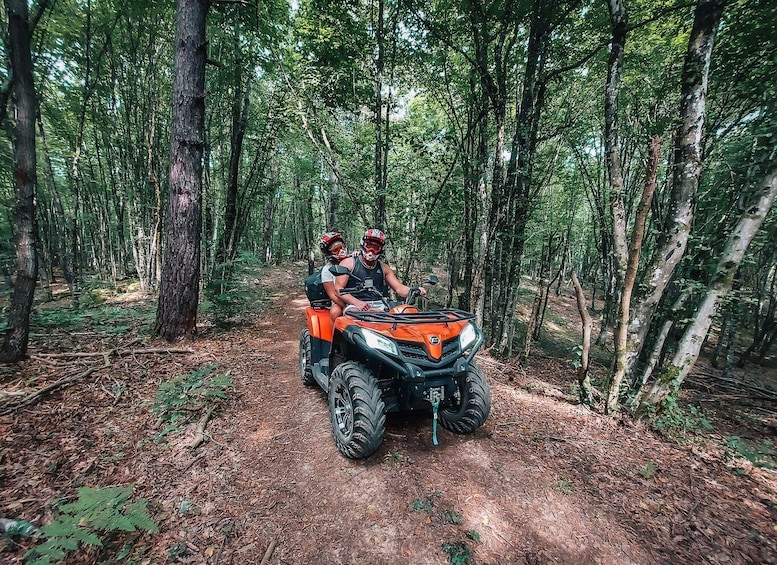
724,436,774,470
649,396,713,441
442,541,472,564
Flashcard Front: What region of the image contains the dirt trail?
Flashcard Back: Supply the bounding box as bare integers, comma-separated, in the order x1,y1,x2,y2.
1,263,776,564
181,268,650,564
159,265,775,564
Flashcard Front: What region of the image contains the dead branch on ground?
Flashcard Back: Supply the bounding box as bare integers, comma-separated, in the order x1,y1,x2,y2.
32,347,194,360
0,360,110,415
190,406,216,449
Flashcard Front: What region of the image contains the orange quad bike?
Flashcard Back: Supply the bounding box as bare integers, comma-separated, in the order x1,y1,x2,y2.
299,265,491,459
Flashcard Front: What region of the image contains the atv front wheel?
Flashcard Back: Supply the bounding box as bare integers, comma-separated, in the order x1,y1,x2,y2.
299,329,315,387
328,362,386,459
439,362,491,434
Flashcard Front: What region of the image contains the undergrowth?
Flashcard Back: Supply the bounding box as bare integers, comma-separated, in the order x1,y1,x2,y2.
152,364,233,442
648,396,713,441
23,485,157,565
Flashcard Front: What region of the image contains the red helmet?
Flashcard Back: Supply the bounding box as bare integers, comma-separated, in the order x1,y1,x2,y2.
360,229,386,262
318,232,348,261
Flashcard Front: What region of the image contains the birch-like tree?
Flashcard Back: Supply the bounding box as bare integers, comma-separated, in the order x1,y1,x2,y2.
638,159,777,413
617,0,726,396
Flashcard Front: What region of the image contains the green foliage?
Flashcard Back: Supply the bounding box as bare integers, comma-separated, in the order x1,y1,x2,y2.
639,461,657,479
466,530,480,542
411,491,442,512
24,485,157,565
152,365,232,439
384,451,412,468
724,436,774,470
203,253,265,329
553,478,576,495
649,397,713,441
441,541,472,565
412,497,434,512
571,344,584,370
33,301,155,335
444,510,462,525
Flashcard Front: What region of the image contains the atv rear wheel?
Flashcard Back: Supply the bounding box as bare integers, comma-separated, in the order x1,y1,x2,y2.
439,362,491,434
299,329,315,386
328,361,386,459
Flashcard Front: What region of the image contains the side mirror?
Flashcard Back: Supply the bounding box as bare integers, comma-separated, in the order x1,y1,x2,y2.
330,264,351,276
424,275,439,286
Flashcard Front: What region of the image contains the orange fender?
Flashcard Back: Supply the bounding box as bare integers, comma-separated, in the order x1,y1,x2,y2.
306,307,333,342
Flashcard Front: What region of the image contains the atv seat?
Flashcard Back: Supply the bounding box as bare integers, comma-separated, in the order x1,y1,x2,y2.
309,298,332,309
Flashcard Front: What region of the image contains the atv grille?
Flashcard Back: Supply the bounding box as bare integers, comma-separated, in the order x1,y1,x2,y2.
397,337,460,367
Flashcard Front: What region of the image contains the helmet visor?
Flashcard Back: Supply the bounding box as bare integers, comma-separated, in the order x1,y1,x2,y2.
327,241,347,259
363,239,384,256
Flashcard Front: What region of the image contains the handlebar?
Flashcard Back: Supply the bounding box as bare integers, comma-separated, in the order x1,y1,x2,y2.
336,271,437,309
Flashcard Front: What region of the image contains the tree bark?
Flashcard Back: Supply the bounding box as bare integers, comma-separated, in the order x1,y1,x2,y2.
571,271,593,407
638,164,777,414
621,0,726,382
1,0,45,363
155,0,208,341
214,23,250,286
606,135,659,412
373,0,386,230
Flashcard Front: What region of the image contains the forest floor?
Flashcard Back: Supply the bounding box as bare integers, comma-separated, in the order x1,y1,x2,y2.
1,262,776,564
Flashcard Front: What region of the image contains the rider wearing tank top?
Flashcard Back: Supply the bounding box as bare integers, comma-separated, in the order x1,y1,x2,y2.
335,228,425,313
347,255,387,301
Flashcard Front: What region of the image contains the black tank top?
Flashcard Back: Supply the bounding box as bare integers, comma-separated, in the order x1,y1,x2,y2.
348,258,387,300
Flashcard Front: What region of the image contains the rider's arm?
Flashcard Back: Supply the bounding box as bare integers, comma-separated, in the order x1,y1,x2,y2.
334,257,372,311
321,269,345,309
384,263,426,299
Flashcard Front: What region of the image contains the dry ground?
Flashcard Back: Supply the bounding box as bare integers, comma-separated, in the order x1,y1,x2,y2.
1,263,776,564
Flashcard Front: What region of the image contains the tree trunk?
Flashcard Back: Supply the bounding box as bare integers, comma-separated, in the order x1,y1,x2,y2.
373,0,386,230
571,271,594,407
631,288,690,406
155,0,208,341
638,164,777,414
622,0,726,382
493,2,551,354
606,135,659,413
1,0,44,363
214,27,250,286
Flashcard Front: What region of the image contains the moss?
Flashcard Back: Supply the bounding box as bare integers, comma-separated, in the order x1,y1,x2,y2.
658,364,680,385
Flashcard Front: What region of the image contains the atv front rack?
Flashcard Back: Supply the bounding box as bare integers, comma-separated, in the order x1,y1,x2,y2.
346,308,474,327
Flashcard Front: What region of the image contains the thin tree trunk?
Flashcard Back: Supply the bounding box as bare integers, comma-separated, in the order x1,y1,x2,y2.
36,114,74,292
606,135,660,412
571,271,593,407
373,0,386,230
630,288,690,406
622,0,727,381
155,0,208,341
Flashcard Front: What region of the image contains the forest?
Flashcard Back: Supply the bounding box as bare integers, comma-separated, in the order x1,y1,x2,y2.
0,0,776,561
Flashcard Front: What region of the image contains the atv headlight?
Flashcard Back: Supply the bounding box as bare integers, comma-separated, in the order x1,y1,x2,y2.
362,328,398,356
459,322,479,352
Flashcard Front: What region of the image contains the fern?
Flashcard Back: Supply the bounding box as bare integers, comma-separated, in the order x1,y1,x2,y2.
154,364,233,422
24,485,157,565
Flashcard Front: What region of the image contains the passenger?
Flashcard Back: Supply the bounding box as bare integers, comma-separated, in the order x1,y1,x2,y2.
335,228,425,313
318,231,350,322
